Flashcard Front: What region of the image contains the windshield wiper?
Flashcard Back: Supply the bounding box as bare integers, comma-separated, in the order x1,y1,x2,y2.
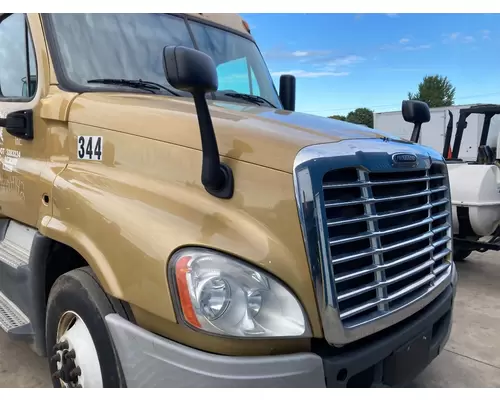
222,92,276,108
87,78,180,96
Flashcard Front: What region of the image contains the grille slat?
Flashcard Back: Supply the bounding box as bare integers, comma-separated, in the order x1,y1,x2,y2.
432,198,449,207
337,259,434,302
330,230,434,264
432,211,450,221
339,273,436,320
322,174,445,189
325,189,431,207
322,163,452,328
334,244,435,283
340,274,435,320
324,189,449,208
330,217,433,245
433,236,451,247
434,262,452,275
433,248,451,261
326,203,441,227
433,225,449,234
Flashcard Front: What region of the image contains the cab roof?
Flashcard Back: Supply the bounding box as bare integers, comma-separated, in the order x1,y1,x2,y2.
185,13,251,36
0,13,252,37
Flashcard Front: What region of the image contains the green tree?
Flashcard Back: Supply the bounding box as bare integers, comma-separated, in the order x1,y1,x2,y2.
328,114,347,121
408,74,456,108
346,107,374,128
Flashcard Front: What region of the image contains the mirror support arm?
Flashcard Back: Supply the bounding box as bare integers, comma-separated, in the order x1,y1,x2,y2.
163,45,234,200
410,122,422,143
192,92,234,199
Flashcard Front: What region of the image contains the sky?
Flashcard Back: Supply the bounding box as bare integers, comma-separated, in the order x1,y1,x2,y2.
241,13,500,117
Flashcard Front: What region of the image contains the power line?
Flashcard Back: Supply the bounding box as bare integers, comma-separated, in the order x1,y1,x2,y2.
300,91,500,114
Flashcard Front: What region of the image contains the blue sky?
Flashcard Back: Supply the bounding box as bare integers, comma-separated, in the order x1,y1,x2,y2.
241,13,500,117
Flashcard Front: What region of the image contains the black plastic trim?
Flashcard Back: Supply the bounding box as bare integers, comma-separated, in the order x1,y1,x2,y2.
2,109,35,140
318,285,453,387
28,232,56,356
0,225,53,354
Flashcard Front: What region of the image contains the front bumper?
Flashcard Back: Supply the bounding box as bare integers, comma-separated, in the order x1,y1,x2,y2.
106,269,456,388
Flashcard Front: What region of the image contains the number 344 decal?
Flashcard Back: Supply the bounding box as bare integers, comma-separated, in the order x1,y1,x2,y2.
77,136,103,161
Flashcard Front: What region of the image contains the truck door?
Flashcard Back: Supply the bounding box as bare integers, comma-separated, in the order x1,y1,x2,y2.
0,13,45,227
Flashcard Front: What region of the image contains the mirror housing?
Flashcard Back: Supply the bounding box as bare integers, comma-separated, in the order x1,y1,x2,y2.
163,45,218,94
401,100,431,143
279,74,296,112
402,100,431,124
163,45,233,199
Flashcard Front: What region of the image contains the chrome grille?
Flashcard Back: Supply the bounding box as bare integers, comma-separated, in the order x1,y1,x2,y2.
293,139,454,345
322,163,451,328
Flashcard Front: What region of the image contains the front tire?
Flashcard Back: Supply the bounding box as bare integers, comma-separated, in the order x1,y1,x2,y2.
46,267,128,388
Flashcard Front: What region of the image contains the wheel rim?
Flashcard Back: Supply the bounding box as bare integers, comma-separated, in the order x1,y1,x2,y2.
51,311,103,388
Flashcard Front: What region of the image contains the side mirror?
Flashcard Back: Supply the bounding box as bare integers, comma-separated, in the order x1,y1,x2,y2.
163,45,233,199
402,100,430,124
163,45,218,94
279,74,296,112
402,100,430,143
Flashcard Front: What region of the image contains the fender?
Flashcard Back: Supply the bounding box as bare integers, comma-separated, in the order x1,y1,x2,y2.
40,126,322,342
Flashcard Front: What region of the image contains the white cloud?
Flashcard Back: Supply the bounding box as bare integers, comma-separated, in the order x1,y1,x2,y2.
270,69,349,78
267,53,363,80
291,50,331,57
379,67,429,72
324,55,365,67
442,32,460,43
292,51,308,57
404,44,432,51
263,49,331,60
386,14,399,18
380,43,397,50
381,41,431,51
482,29,491,39
442,30,478,44
443,32,477,44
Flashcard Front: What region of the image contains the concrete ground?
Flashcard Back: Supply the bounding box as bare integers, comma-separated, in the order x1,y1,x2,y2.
0,252,499,388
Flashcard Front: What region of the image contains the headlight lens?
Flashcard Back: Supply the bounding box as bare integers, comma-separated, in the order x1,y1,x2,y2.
168,248,311,338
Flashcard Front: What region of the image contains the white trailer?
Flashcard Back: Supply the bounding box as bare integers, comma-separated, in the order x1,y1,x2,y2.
374,104,500,161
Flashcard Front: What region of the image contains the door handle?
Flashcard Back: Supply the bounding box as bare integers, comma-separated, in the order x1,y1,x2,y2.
0,110,34,140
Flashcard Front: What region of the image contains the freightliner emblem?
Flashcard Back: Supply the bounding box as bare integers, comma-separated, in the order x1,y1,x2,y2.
391,152,418,167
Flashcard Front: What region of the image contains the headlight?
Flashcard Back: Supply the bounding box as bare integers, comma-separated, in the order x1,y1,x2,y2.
168,248,311,338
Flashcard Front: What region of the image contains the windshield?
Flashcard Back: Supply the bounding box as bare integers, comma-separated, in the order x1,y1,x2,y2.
46,13,282,108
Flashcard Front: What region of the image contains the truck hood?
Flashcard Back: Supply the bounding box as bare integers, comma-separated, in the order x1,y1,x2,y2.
68,93,394,173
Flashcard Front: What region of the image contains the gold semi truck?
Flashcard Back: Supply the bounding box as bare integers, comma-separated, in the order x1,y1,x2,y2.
0,13,457,388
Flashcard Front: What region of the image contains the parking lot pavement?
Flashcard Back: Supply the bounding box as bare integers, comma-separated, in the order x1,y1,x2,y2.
412,251,500,388
1,252,499,388
0,335,50,388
